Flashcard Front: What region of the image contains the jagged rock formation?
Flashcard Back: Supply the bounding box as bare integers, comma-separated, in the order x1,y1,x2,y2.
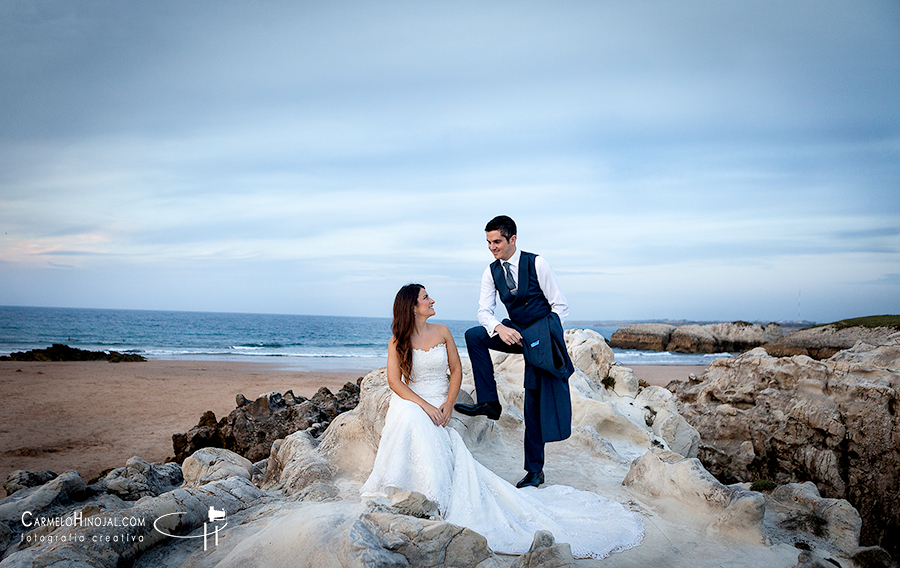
669,342,900,560
610,322,783,354
764,324,900,359
172,382,361,463
0,344,146,362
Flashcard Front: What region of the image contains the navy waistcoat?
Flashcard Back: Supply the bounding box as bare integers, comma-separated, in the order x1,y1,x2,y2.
490,251,552,328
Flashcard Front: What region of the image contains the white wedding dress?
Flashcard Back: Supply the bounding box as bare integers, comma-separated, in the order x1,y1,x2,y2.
360,343,644,559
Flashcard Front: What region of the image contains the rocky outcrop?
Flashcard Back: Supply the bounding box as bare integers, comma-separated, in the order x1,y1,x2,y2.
0,471,90,533
609,323,676,351
181,448,257,488
509,530,576,568
764,325,900,359
172,382,362,463
669,342,900,559
669,322,783,353
610,322,783,354
0,344,146,362
767,482,861,552
3,471,57,497
624,449,767,544
92,457,183,500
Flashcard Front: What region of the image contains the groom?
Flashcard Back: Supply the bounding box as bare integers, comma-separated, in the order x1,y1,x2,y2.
455,215,574,489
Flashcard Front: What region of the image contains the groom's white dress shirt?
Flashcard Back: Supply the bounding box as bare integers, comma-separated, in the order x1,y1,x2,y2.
477,249,569,337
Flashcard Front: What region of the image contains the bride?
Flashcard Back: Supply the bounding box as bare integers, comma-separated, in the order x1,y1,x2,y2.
361,284,644,559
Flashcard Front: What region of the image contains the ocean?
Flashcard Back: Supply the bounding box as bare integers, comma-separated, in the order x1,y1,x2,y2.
0,306,728,371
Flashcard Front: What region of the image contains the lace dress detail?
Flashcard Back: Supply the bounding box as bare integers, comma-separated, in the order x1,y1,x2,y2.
360,343,644,558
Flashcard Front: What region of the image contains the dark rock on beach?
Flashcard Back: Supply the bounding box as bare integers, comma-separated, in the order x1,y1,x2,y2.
0,343,146,362
172,381,362,463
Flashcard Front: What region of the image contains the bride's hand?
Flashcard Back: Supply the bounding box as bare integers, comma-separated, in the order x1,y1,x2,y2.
421,402,443,426
438,401,454,427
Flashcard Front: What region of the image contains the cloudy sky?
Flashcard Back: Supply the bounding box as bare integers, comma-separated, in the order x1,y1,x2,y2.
2,1,898,323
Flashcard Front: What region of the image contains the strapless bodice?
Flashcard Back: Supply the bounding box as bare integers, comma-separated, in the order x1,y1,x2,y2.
407,343,449,406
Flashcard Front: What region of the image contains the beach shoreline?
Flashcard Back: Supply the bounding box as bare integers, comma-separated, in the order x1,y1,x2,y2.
1,360,704,490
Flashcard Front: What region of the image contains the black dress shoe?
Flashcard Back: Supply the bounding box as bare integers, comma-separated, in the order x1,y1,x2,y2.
453,401,502,420
516,471,544,488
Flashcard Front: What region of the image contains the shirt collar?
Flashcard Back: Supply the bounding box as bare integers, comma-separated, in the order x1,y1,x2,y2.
502,248,521,267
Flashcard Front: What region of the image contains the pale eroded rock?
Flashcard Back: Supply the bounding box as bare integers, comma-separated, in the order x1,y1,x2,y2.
181,448,255,488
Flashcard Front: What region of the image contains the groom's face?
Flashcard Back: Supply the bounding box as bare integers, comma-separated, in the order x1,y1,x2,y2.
486,230,516,261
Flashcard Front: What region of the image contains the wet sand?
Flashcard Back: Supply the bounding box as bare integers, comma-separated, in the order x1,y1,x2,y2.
0,361,704,489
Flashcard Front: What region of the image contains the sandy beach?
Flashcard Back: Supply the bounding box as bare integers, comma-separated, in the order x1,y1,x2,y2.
0,360,704,490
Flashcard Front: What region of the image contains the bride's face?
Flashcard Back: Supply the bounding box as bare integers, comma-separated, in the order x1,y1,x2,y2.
415,288,436,319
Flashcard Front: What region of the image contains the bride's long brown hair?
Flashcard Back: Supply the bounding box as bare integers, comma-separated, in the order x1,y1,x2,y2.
392,283,424,382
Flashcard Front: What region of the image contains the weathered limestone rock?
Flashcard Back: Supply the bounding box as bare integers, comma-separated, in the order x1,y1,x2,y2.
93,457,183,500
764,325,899,359
0,470,89,530
609,323,676,351
3,471,57,497
763,323,784,343
362,510,494,568
564,328,615,386
668,322,777,353
634,386,700,458
509,530,576,568
667,324,718,353
386,490,439,519
607,364,640,398
670,344,900,558
261,430,339,501
770,482,861,551
181,448,255,488
623,449,767,545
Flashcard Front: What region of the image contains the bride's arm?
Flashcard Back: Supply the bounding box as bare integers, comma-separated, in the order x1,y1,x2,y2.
439,326,463,427
387,336,444,426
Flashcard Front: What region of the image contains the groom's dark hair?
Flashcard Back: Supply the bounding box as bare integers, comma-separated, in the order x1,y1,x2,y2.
485,215,517,241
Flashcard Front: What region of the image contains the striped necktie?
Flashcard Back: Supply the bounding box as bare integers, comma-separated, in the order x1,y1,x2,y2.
503,261,517,295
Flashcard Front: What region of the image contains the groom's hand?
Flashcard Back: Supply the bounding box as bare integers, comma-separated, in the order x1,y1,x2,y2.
495,324,523,346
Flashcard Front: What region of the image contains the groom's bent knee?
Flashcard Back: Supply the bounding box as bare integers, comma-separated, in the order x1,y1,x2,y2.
465,326,488,346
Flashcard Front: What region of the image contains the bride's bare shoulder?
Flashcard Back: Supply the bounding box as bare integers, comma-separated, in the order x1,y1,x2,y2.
427,323,453,339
